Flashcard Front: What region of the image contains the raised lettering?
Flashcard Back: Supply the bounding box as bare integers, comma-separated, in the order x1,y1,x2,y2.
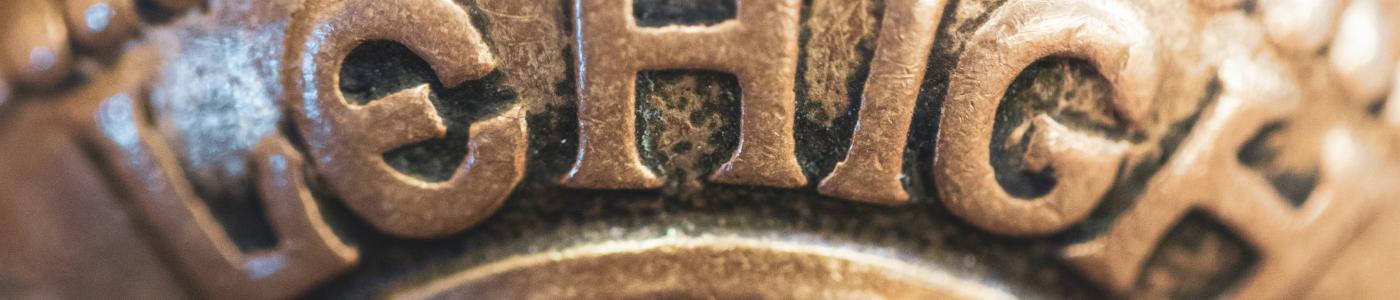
563,0,806,189
285,0,528,238
1064,51,1384,299
932,0,1158,236
60,48,357,299
818,0,947,204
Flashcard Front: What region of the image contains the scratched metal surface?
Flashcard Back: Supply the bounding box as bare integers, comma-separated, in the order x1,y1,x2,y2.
1,0,1398,299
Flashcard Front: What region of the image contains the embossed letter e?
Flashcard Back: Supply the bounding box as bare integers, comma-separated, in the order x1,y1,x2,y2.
286,0,528,238
563,0,806,189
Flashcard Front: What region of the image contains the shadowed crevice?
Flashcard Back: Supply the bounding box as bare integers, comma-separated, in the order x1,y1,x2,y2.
339,41,515,182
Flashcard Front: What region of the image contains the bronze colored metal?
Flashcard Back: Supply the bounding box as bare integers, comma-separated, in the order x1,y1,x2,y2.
818,0,946,204
51,47,356,299
398,236,1013,299
475,0,572,112
1391,72,1400,126
1259,0,1345,55
284,0,528,238
61,0,139,50
0,104,186,299
2,0,72,89
0,68,9,107
1327,0,1398,103
1065,44,1388,300
562,0,806,189
934,0,1153,236
149,0,198,12
1192,0,1245,11
4,0,1400,298
800,0,875,127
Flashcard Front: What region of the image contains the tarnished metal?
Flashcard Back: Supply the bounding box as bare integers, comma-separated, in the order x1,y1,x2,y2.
3,0,1400,298
564,0,806,189
818,0,945,204
400,236,1014,299
285,0,528,238
935,0,1152,236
